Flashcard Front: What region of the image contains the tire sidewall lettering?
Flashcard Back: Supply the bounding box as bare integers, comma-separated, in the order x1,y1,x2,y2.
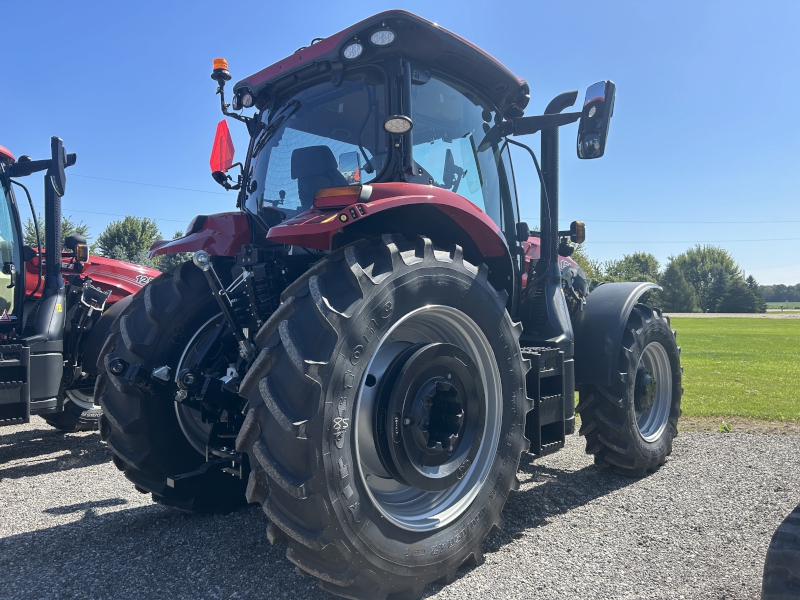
322,263,526,570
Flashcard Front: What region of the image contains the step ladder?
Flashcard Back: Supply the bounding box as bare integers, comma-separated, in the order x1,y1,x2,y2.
521,346,566,456
0,344,31,426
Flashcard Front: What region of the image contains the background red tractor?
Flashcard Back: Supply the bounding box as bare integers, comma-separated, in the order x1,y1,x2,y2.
98,11,682,597
0,139,159,432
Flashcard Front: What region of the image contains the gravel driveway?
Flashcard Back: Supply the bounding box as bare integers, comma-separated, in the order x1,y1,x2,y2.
2,417,798,599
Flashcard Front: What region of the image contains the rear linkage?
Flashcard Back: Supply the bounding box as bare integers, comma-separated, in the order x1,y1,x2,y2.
107,246,287,491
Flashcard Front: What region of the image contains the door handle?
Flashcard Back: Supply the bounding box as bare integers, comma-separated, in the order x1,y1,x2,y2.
2,262,16,288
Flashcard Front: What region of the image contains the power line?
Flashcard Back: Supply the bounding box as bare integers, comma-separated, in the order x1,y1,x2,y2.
587,237,800,244
28,204,188,223
71,173,230,196
523,217,800,224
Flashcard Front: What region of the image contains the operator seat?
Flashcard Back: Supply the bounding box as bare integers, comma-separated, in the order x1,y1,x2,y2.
291,146,347,210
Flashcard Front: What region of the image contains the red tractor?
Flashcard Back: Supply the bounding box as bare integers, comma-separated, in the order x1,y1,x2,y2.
0,138,159,431
98,11,682,597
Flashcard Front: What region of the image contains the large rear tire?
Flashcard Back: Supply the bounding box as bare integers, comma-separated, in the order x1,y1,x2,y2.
97,261,247,513
577,304,682,476
236,235,530,599
762,502,800,599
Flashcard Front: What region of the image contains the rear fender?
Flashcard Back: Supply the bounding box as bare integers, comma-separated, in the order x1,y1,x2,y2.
267,184,514,301
148,212,250,259
573,282,661,386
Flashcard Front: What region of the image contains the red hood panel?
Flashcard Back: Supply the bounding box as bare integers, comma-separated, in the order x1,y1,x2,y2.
25,253,162,303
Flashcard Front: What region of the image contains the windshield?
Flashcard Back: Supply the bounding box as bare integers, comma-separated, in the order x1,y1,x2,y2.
411,75,517,232
246,69,388,222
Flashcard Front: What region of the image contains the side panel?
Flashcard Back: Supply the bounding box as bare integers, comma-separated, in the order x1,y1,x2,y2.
148,212,250,259
573,282,661,386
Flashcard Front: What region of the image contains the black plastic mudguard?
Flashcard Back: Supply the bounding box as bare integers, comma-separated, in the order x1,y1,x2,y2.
573,282,660,387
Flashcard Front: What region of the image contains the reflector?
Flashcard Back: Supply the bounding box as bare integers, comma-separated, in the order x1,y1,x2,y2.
209,120,235,173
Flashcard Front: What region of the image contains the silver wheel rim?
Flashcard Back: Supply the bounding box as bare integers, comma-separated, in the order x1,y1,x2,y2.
174,313,225,455
65,388,98,411
635,341,672,442
354,305,502,532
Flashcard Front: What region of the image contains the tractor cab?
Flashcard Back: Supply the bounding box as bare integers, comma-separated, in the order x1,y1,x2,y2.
210,12,532,247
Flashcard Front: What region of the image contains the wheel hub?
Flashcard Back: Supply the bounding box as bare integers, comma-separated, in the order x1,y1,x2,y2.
634,367,657,413
374,343,485,492
416,379,464,458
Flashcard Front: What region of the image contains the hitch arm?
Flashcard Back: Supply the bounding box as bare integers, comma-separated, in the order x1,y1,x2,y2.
192,250,255,361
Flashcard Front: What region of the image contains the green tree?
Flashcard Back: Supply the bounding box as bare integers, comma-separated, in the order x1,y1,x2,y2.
717,276,759,313
95,216,162,265
745,274,767,313
655,262,700,312
569,243,603,284
23,214,90,247
705,266,731,313
603,252,660,283
157,230,194,272
670,245,741,312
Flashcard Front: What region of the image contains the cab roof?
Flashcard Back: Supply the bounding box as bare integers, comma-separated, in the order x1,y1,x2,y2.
0,145,15,164
234,10,530,119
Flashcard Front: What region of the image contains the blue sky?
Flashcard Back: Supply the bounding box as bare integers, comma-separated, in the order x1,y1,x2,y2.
3,1,799,284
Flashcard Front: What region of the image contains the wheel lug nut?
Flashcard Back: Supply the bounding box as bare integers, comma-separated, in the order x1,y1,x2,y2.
445,372,452,380
403,417,411,426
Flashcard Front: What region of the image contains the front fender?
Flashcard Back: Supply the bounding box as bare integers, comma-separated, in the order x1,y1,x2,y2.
573,282,661,386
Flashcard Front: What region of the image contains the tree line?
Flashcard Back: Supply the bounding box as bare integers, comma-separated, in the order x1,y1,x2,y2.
571,244,768,313
760,283,800,303
24,214,191,272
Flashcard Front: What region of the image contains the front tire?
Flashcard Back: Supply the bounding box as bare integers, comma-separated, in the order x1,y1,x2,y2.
44,388,102,432
97,261,248,513
577,304,682,476
236,236,530,598
762,502,800,599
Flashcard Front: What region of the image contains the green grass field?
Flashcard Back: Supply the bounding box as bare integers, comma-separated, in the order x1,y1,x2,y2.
671,317,800,421
766,301,800,313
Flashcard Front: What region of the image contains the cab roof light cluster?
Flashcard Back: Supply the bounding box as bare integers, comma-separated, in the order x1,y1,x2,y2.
343,23,396,60
370,28,395,46
343,42,364,60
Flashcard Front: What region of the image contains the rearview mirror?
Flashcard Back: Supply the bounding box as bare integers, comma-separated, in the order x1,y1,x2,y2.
338,151,361,184
577,81,615,159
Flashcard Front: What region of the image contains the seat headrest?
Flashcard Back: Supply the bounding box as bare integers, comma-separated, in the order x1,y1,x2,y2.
291,145,339,179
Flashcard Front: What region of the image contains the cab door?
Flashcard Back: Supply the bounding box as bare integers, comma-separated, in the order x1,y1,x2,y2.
0,176,24,333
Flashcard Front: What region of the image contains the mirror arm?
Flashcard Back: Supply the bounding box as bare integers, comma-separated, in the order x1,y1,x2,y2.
510,111,581,136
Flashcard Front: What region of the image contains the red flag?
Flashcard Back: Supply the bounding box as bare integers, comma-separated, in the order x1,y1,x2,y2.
209,120,235,172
